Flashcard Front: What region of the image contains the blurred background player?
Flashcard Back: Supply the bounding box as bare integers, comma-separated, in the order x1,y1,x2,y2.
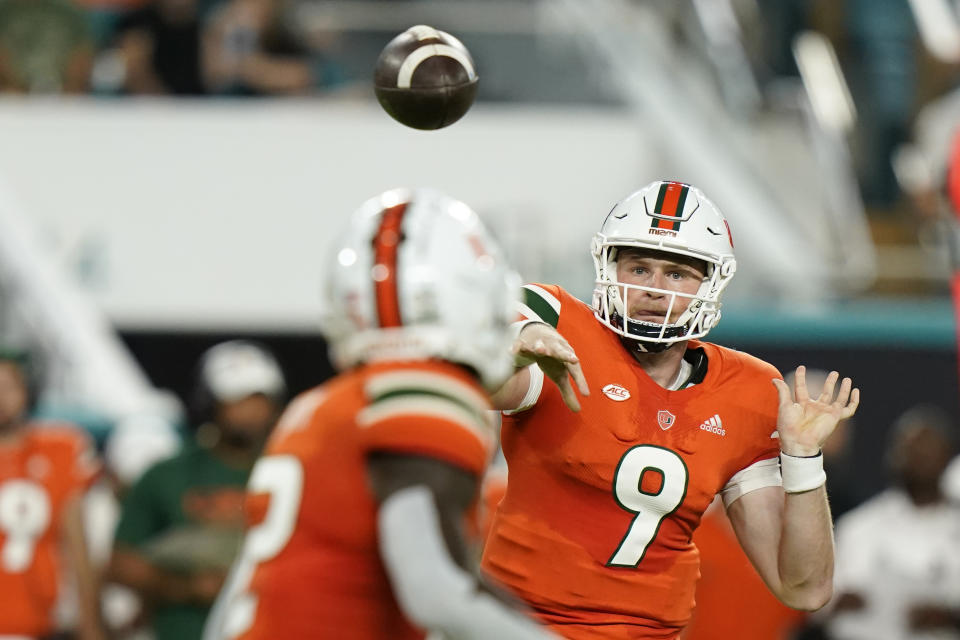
0,347,105,640
203,188,555,640
108,340,286,640
826,405,960,640
482,180,859,639
95,414,183,639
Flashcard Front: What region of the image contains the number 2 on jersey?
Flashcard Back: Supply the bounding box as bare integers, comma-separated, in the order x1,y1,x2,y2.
608,445,688,567
219,455,303,639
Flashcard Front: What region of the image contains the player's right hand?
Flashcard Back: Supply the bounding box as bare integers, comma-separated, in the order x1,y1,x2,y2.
514,323,589,412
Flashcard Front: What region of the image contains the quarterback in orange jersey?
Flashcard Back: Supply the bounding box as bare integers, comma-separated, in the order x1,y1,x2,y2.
202,189,556,640
481,180,860,639
0,348,104,640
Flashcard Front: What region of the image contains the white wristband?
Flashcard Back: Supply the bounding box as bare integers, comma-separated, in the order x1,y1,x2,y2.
780,451,826,494
511,318,547,341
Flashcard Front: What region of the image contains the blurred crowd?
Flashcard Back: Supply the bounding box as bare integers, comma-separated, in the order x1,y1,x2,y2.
3,0,960,254
0,0,351,96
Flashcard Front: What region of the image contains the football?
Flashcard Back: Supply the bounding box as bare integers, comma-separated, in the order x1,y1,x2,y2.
373,25,479,130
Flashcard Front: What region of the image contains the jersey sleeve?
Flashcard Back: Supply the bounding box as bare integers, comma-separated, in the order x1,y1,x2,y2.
357,367,495,476
720,458,781,507
720,359,783,506
516,283,562,328
504,283,563,415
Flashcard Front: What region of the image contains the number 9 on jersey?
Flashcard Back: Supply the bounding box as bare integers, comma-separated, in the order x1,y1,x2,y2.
608,445,688,567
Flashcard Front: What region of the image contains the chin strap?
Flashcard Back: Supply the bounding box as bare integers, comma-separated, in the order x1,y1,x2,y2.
619,335,683,355
611,312,687,352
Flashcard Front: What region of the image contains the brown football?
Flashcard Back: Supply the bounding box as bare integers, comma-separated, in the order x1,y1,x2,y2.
373,25,479,130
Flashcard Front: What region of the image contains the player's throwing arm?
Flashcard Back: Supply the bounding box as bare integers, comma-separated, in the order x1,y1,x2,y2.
492,322,590,412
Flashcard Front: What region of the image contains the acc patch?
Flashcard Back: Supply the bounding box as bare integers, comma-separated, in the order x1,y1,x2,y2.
602,383,631,402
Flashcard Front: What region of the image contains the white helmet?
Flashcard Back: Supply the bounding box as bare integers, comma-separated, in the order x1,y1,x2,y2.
321,188,520,388
591,180,737,351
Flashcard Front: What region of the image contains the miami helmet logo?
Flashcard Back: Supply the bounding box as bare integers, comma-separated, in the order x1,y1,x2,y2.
647,181,695,233
657,410,676,431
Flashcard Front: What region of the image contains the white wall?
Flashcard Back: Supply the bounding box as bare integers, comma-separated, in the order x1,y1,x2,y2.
0,98,847,332
0,99,657,330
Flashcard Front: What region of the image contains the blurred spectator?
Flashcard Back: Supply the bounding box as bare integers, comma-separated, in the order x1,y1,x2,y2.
114,0,207,94
105,414,182,490
682,498,806,640
827,405,960,640
0,0,93,93
755,0,918,210
88,415,182,638
845,0,918,209
754,0,810,80
201,0,314,95
108,340,285,640
0,346,105,639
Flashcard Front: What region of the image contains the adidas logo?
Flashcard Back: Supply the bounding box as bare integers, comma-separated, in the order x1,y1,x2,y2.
699,414,725,436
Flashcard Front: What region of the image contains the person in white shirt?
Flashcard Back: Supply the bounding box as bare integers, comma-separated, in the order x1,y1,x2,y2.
829,404,960,640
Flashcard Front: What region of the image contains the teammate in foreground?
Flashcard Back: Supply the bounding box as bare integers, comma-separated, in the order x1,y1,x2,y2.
204,188,556,639
481,180,860,639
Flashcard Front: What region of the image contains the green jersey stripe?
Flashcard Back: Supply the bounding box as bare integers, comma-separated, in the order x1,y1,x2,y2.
358,395,492,443
365,370,489,414
522,286,560,328
372,387,487,425
517,302,543,323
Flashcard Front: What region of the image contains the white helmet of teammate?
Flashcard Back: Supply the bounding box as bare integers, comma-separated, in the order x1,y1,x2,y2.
591,180,737,351
321,188,520,388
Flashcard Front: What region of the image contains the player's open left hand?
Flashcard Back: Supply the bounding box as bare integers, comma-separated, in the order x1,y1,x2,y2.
514,323,590,412
772,366,860,457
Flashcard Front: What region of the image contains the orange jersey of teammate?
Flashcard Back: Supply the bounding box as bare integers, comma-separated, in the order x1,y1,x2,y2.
0,423,99,636
481,284,782,639
217,360,496,640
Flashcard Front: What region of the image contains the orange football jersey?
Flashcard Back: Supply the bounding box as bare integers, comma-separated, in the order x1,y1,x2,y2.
481,284,782,639
219,360,495,640
0,423,99,636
